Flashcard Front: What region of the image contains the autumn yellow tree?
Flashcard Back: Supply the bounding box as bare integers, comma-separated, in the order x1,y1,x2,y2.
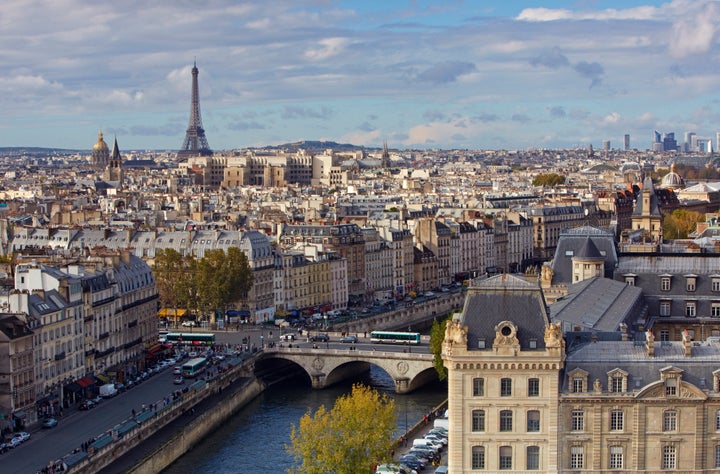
663,209,705,240
287,384,397,474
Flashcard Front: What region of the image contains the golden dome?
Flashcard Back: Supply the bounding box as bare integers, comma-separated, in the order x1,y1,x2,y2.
93,131,109,151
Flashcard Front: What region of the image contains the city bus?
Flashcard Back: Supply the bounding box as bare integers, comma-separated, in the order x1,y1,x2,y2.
370,331,421,345
182,357,208,378
165,333,215,346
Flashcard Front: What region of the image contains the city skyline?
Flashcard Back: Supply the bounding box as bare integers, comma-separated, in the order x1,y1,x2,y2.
1,0,719,151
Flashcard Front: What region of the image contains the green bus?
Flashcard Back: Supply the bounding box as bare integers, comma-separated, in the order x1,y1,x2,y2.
181,357,208,378
370,331,421,345
165,333,215,346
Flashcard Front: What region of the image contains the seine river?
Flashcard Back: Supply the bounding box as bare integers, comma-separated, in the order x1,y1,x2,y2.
166,366,447,473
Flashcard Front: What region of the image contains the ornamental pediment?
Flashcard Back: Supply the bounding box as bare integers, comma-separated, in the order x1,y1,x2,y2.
635,380,707,401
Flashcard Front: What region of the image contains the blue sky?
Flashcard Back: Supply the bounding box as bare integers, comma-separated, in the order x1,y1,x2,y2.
1,0,719,151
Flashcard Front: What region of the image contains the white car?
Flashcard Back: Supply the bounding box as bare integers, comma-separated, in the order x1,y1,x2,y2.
280,333,296,341
181,320,197,327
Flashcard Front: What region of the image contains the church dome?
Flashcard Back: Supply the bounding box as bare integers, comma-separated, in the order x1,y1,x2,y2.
93,131,109,151
660,163,685,189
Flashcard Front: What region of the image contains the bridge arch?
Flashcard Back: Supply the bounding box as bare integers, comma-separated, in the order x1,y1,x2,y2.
259,348,439,394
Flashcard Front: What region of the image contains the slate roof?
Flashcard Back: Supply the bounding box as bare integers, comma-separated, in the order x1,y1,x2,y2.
550,277,644,332
563,339,720,393
460,274,549,350
632,176,662,217
549,226,618,284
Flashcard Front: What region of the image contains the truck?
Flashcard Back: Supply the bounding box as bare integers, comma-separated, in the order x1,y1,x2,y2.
99,383,117,398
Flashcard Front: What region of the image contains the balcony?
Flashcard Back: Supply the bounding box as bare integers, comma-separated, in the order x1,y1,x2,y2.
99,332,110,340
54,352,66,361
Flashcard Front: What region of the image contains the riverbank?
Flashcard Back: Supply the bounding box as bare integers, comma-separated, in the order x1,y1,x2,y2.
115,376,265,474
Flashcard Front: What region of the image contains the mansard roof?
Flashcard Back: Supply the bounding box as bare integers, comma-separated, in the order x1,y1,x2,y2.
459,273,550,350
563,339,720,394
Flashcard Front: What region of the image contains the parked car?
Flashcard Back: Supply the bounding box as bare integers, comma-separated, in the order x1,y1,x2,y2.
340,335,358,343
42,417,58,429
7,437,22,449
79,400,96,410
14,432,30,443
0,441,8,453
181,320,197,327
309,333,330,343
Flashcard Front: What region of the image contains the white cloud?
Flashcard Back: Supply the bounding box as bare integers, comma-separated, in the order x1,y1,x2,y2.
305,38,350,61
669,1,719,57
517,6,658,22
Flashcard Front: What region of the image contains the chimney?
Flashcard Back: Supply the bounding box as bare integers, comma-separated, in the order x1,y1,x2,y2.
645,329,655,357
682,329,692,357
619,322,628,341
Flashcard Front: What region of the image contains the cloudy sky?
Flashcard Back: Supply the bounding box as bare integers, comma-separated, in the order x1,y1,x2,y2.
1,0,719,151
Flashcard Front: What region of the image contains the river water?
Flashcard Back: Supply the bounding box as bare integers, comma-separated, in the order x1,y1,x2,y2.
166,366,447,473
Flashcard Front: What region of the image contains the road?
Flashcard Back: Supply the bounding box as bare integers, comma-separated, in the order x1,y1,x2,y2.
3,364,186,474
4,329,430,473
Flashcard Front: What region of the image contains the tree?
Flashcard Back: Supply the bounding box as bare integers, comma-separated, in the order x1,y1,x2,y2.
663,209,705,240
532,173,566,187
195,248,254,319
429,315,451,381
287,384,396,474
153,249,190,310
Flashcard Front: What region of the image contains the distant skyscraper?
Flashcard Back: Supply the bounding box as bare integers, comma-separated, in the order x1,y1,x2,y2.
716,132,720,153
684,132,696,152
662,132,677,152
654,130,661,143
624,134,630,151
603,140,610,151
177,61,212,158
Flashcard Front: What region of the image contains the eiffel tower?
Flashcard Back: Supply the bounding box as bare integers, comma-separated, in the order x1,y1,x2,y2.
177,61,212,158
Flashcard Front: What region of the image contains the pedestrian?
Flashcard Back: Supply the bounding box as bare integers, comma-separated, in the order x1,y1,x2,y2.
132,408,136,417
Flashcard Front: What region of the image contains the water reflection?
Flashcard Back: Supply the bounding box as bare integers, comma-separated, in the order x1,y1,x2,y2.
166,367,446,473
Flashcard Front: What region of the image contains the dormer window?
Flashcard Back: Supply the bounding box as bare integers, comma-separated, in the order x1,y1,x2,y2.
712,276,720,292
665,378,677,396
568,368,589,393
624,274,636,286
685,275,697,292
607,369,628,393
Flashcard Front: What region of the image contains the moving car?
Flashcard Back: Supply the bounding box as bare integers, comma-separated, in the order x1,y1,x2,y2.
280,333,296,341
173,376,184,385
42,417,58,429
309,333,329,343
340,335,358,343
173,366,182,375
181,320,197,327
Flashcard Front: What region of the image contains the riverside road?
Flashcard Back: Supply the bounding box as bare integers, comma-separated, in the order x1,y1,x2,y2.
2,328,433,474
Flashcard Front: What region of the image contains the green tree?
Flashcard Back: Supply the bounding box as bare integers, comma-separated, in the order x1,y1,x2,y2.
429,315,451,381
287,384,396,474
153,249,189,310
195,248,254,318
532,173,566,187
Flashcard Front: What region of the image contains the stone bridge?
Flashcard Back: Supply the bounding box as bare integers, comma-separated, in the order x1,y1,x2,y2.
258,346,438,394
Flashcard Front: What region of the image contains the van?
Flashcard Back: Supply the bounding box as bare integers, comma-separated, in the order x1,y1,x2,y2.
434,466,448,474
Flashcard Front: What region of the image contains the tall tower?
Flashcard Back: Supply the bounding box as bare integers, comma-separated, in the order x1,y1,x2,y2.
177,61,212,158
105,136,124,188
381,140,390,168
